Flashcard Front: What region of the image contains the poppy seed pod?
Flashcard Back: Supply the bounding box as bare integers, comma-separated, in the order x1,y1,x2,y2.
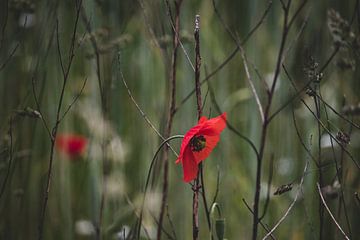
215,218,225,240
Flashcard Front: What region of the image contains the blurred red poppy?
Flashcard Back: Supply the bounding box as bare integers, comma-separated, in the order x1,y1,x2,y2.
176,113,227,182
55,134,87,159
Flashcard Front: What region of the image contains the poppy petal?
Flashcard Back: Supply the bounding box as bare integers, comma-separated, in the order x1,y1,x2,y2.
182,147,199,182
192,135,220,164
198,116,208,124
176,123,203,163
56,134,87,159
176,113,226,182
199,112,227,136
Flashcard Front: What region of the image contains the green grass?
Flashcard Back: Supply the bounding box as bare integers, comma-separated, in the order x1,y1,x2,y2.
1,0,360,239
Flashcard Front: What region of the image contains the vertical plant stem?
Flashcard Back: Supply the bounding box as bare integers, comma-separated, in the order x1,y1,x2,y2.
252,1,293,239
157,1,183,239
321,92,352,238
314,90,324,240
38,2,82,239
193,14,202,240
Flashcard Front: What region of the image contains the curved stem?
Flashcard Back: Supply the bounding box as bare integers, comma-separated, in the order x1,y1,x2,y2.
136,135,184,240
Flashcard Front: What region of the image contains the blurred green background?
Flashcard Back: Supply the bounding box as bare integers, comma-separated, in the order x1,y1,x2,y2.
1,0,360,239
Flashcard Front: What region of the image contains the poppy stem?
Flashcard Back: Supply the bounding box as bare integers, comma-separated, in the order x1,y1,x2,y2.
137,135,184,240
194,15,202,119
193,14,202,240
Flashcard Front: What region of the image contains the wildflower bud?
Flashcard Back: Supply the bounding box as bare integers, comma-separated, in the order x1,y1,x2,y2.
215,219,225,240
274,183,293,195
336,131,350,145
16,107,41,119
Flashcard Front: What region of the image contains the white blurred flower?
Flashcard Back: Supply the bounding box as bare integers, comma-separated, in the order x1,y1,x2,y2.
77,100,128,163
141,225,156,240
78,101,113,140
106,173,126,198
114,225,130,240
107,137,127,163
264,73,281,92
321,134,339,148
75,219,95,236
277,157,293,176
260,182,274,200
19,13,36,28
144,191,161,213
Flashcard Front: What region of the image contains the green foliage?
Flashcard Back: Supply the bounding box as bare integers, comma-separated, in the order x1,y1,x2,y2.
1,0,360,239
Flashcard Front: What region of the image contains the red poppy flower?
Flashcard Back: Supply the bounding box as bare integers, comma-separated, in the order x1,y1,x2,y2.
55,133,87,159
176,113,227,182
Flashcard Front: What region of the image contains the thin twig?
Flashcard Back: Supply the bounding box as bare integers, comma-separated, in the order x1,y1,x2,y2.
0,14,28,71
58,77,88,122
56,19,65,77
252,0,309,237
316,183,350,240
241,0,273,44
262,160,309,240
279,0,286,10
242,199,276,240
177,0,273,111
237,41,265,122
136,135,183,240
287,0,308,30
259,154,274,220
80,8,105,106
284,8,310,58
0,42,20,71
137,0,162,50
158,1,183,239
38,2,83,239
355,192,360,206
200,164,212,231
313,92,360,131
149,210,176,240
253,1,295,239
164,0,195,71
311,65,324,239
211,0,268,122
124,194,152,240
292,107,318,167
118,53,178,156
0,0,9,52
319,46,339,73
268,75,314,123
208,81,259,158
211,167,221,207
321,91,352,238
283,65,360,170
31,75,52,139
166,205,178,240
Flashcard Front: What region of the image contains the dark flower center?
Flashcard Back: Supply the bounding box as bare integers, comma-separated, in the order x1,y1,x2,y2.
190,135,206,152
